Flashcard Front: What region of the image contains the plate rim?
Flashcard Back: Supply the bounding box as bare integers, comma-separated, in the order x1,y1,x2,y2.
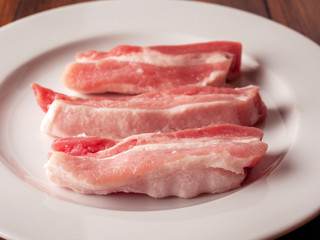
0,1,319,240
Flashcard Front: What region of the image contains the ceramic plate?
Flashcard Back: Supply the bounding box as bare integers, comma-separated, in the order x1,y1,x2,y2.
0,1,319,239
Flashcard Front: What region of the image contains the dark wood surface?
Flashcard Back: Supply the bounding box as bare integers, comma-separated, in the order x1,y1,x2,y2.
0,0,319,239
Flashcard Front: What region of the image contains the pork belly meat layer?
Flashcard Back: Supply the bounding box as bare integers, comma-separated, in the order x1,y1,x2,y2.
47,125,268,198
32,84,266,139
63,41,242,94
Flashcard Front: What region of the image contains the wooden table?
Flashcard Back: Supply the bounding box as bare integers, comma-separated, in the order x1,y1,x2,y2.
0,0,319,239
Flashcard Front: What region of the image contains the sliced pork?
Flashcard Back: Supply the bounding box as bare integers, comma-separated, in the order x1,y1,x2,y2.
32,84,266,139
63,41,242,94
46,125,268,198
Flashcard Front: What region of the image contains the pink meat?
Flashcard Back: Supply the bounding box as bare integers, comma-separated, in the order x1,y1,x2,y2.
63,41,242,94
46,125,268,198
51,137,117,156
32,84,266,139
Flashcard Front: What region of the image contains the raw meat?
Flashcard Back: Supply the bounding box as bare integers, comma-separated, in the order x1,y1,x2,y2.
63,41,242,94
46,125,268,198
51,137,117,156
32,84,266,139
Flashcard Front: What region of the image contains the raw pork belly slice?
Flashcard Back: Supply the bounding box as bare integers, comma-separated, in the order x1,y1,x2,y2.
46,125,268,198
63,41,242,94
32,84,266,139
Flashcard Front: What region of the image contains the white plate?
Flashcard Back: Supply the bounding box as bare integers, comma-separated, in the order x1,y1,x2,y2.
0,1,319,239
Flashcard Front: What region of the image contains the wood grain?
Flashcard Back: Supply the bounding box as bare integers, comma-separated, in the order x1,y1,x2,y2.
0,0,19,27
196,0,269,18
13,0,98,20
0,0,319,240
267,0,320,45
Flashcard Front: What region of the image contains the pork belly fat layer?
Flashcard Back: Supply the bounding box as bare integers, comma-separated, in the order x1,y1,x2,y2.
32,84,266,139
46,125,268,198
63,41,242,94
